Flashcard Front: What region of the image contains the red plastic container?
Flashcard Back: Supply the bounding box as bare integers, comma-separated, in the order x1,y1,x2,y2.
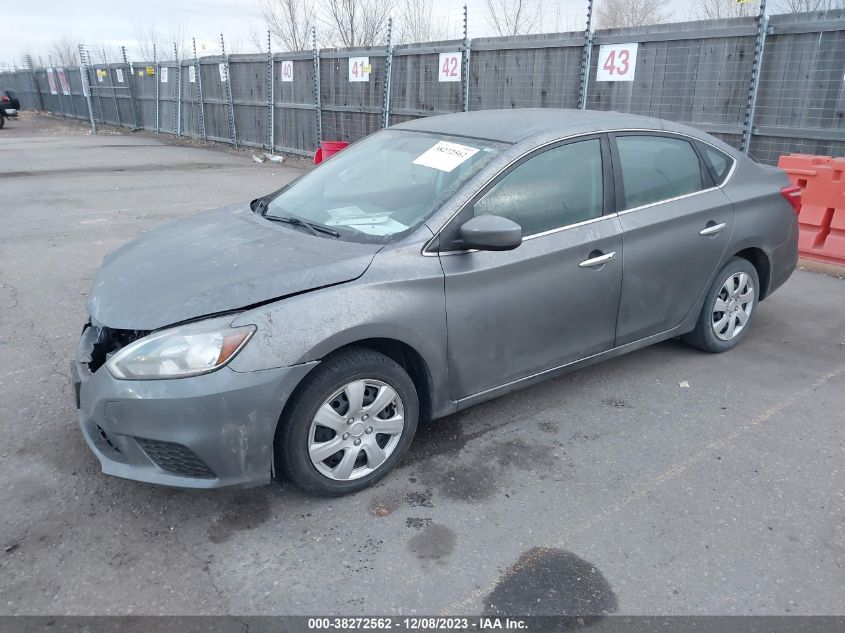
314,140,349,164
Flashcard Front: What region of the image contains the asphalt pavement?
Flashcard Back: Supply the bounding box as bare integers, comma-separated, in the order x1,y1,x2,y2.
1,113,843,616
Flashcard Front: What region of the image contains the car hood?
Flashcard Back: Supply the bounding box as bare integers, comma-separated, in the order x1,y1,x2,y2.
87,203,381,330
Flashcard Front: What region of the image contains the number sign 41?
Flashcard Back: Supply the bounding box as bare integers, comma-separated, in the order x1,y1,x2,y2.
596,43,638,82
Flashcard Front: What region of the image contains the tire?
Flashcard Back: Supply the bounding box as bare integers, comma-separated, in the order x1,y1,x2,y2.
0,115,5,129
276,347,419,496
683,256,760,353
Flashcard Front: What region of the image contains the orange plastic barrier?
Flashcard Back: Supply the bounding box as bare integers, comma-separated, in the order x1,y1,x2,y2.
778,154,845,267
314,140,349,164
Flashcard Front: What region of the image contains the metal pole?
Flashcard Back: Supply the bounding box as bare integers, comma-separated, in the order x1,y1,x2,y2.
193,38,206,141
313,27,322,145
267,30,275,152
173,42,180,136
78,44,96,133
122,46,140,129
154,43,160,133
105,47,121,127
741,0,768,155
383,18,394,128
462,4,470,112
50,55,66,117
221,33,238,147
578,0,595,110
29,62,44,112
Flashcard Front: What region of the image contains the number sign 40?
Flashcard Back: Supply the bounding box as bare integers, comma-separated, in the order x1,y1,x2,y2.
281,60,293,82
596,43,638,82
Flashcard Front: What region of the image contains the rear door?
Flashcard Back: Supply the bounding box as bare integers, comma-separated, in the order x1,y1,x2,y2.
437,135,623,399
610,133,735,345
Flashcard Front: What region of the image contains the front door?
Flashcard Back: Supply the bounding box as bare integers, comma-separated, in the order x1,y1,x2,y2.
437,136,624,400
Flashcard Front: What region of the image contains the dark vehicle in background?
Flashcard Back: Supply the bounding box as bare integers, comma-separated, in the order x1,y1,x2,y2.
71,109,800,496
0,89,20,128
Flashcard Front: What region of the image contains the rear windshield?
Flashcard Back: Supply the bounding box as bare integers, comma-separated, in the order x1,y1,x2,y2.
265,130,507,243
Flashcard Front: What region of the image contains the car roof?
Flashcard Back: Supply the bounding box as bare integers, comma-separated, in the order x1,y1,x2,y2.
391,108,705,144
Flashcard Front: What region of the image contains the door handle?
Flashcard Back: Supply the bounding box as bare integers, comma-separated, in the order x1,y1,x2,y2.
579,251,616,268
699,222,726,236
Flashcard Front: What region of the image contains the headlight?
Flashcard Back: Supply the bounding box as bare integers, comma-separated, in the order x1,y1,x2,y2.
106,317,256,380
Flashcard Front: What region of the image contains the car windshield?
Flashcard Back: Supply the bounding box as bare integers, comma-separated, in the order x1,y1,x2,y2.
265,129,508,242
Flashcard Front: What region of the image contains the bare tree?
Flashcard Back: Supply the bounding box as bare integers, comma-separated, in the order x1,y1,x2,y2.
132,19,189,61
322,0,394,47
260,0,316,51
395,0,448,43
691,0,759,19
485,0,542,36
773,0,844,10
49,35,79,67
595,0,670,29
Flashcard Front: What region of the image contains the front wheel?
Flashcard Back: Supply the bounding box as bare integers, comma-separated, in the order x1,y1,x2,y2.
684,257,760,353
276,347,419,496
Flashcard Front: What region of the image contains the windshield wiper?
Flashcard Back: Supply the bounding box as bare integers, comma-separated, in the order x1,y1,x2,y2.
265,215,341,238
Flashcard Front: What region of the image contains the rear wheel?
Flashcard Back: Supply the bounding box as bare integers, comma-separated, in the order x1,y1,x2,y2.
0,115,5,129
684,257,759,353
276,347,418,496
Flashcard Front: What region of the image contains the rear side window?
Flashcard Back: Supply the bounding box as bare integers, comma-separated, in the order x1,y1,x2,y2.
474,138,603,236
699,143,734,185
616,135,703,209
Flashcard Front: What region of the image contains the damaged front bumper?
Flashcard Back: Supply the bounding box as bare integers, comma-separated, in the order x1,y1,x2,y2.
70,329,316,489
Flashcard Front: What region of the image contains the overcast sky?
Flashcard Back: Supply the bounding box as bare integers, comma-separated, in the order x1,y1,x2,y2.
2,0,748,68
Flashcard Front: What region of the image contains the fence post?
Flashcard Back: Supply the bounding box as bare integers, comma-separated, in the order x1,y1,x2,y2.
313,27,322,146
383,18,394,128
462,4,471,112
193,38,207,141
221,33,238,147
173,42,182,137
29,66,44,111
267,30,275,152
103,48,121,127
173,43,180,136
578,0,595,110
154,43,160,133
122,46,140,129
78,44,96,133
741,0,768,155
50,56,66,117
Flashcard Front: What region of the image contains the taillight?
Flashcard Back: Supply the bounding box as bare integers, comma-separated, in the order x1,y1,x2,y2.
781,184,802,215
0,96,9,103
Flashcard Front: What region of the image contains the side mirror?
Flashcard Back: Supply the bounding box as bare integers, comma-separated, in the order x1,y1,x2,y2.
458,214,522,251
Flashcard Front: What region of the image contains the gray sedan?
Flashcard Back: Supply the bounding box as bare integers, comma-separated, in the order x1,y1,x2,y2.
71,109,799,495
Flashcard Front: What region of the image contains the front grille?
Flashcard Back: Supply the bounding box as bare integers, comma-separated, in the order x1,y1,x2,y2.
135,437,216,479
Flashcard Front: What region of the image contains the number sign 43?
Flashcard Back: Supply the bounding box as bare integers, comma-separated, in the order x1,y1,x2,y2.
596,43,638,82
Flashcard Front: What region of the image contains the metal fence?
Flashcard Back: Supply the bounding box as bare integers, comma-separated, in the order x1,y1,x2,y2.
2,9,844,165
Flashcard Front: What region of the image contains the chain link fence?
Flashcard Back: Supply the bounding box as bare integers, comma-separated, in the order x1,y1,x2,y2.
2,8,844,165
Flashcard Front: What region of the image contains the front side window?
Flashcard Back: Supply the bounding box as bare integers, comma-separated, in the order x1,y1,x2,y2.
265,130,506,242
473,138,604,236
616,135,704,209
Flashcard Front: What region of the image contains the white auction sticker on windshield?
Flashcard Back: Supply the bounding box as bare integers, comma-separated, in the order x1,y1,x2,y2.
412,141,479,172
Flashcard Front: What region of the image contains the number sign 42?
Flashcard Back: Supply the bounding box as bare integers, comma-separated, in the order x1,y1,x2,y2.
596,43,638,82
438,52,461,82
